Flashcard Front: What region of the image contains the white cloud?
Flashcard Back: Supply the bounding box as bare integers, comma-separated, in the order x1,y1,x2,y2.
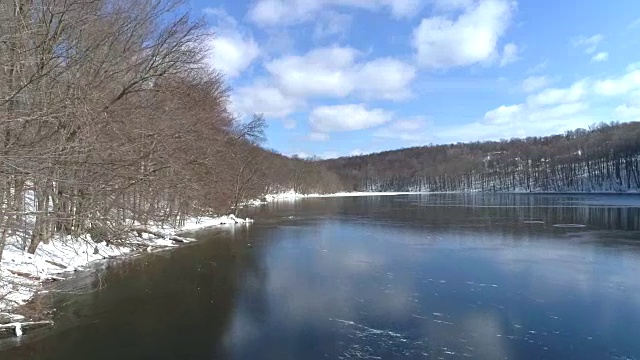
310,104,392,132
527,102,588,122
522,75,551,93
573,34,604,54
208,34,260,78
627,62,640,72
429,76,599,143
391,118,425,130
500,43,519,67
292,151,310,158
412,0,516,69
282,119,297,129
387,0,422,17
615,104,640,119
262,30,296,55
593,70,640,96
420,66,640,145
355,58,416,100
484,104,523,124
349,149,365,156
435,102,595,143
266,47,358,98
527,61,548,74
309,132,330,141
431,0,475,11
628,17,640,29
248,0,422,27
319,151,339,159
265,46,415,100
313,11,352,39
205,8,260,78
373,118,429,143
232,46,415,122
248,0,289,25
614,96,640,119
527,81,588,107
591,52,609,63
374,129,428,142
232,84,302,118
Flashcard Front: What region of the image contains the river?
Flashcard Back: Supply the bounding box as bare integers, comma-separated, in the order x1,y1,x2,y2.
2,194,640,359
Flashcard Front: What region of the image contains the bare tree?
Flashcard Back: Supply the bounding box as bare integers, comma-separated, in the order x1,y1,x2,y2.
0,0,346,265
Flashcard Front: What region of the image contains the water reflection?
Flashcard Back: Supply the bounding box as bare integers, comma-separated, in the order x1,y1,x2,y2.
1,227,262,359
230,194,640,360
2,194,640,360
262,193,640,233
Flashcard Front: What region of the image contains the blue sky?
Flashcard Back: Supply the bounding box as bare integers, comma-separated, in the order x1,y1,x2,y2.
191,0,640,158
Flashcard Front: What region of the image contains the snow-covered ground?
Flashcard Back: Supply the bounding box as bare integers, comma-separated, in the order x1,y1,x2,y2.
256,190,640,205
265,190,312,201
245,190,420,205
0,214,252,325
308,192,419,197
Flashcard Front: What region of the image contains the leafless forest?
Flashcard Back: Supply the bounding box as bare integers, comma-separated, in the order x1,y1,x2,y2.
323,122,640,193
0,0,343,260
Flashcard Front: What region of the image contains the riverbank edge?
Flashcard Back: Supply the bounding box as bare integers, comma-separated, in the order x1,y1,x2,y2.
0,214,253,337
246,189,640,205
3,189,639,338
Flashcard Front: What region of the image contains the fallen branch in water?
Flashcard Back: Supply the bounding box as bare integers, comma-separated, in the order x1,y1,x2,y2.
7,269,40,280
7,269,64,282
128,227,191,243
0,321,54,337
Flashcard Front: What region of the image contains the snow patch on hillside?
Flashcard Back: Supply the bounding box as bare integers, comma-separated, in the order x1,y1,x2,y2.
266,190,317,200
309,192,418,197
246,188,640,208
243,190,421,205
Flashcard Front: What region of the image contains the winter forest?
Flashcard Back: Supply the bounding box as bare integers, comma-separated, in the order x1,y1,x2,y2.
323,121,640,193
0,0,342,261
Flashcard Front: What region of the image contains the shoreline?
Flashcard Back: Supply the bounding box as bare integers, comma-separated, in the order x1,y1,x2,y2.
256,190,640,203
3,189,639,338
0,215,252,337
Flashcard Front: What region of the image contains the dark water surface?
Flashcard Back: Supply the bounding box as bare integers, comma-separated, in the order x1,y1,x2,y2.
2,194,640,360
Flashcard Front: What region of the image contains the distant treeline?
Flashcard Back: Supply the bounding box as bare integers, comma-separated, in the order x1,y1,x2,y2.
322,122,640,193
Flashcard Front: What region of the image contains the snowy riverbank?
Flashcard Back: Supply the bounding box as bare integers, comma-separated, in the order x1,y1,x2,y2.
5,189,635,337
257,190,640,203
246,191,420,204
0,214,252,333
3,191,413,318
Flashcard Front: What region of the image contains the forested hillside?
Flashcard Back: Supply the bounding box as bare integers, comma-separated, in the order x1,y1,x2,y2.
0,0,341,257
323,122,640,193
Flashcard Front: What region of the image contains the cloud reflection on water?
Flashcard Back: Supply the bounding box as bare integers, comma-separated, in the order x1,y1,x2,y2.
223,195,640,359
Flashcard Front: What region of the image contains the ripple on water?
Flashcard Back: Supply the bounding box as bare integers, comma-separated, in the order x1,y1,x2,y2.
331,319,439,359
552,224,587,228
523,219,545,224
